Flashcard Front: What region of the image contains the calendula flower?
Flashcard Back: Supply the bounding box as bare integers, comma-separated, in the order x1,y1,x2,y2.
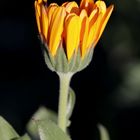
35,0,114,73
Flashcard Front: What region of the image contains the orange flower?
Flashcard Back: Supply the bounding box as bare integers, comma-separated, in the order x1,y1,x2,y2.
35,0,114,60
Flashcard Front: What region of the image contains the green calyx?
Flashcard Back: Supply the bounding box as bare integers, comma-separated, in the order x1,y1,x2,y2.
42,43,94,73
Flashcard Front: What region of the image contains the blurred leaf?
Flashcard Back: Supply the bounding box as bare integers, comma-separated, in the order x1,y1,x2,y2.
38,120,71,140
66,88,76,127
98,124,110,140
0,116,19,140
13,134,31,140
114,63,140,107
27,106,57,139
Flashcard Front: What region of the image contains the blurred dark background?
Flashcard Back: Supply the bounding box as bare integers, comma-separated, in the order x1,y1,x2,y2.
0,0,140,140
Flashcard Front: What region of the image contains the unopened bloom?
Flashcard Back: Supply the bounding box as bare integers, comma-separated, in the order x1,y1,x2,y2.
35,0,114,73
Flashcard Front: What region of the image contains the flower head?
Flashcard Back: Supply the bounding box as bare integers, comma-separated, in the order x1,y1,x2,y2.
35,0,114,73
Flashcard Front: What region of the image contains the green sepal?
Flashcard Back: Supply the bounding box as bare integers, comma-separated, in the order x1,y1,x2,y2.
37,120,71,140
43,48,55,71
77,47,94,72
41,44,55,72
55,46,69,73
42,43,94,73
27,107,57,139
69,48,81,72
98,124,110,140
0,116,19,140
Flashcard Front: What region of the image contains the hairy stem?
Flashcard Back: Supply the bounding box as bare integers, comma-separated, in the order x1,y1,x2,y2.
57,72,73,132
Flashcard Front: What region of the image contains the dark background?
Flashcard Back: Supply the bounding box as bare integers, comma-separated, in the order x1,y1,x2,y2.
0,0,140,140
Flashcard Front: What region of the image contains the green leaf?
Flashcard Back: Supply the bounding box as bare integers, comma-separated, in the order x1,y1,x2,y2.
38,120,71,140
0,116,19,140
27,106,57,139
66,88,76,127
13,134,31,140
98,124,110,140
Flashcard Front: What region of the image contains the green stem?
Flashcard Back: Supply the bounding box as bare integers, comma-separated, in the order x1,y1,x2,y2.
57,72,73,132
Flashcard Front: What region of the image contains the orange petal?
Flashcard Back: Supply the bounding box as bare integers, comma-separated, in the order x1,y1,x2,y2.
38,0,42,4
47,3,58,24
87,12,103,49
95,0,106,14
81,17,89,58
80,9,88,18
62,13,77,39
80,10,87,43
87,1,107,48
49,7,66,56
79,9,89,58
62,2,69,7
65,15,81,60
65,1,79,14
35,1,41,33
35,1,41,17
89,8,98,28
41,5,48,39
80,0,94,15
65,13,77,22
94,5,114,46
